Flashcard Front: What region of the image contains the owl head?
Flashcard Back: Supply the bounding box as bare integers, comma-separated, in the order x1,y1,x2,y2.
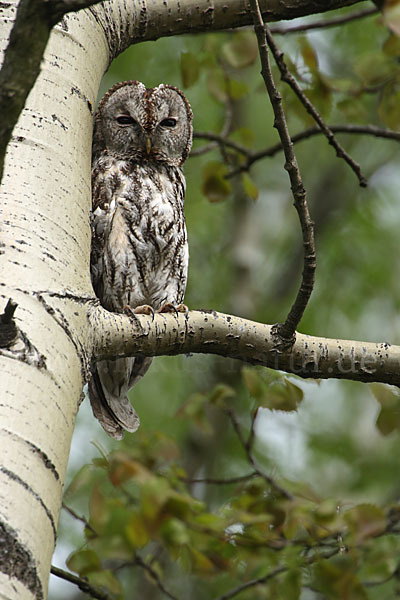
92,80,193,167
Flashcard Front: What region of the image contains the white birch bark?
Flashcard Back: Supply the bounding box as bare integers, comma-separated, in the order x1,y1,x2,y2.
0,0,378,597
0,4,105,598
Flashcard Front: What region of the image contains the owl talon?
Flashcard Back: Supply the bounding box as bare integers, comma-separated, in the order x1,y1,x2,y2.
123,305,135,318
176,303,189,315
157,303,188,317
133,305,156,321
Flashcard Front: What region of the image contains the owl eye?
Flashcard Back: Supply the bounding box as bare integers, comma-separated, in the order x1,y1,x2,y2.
116,115,137,126
160,118,177,128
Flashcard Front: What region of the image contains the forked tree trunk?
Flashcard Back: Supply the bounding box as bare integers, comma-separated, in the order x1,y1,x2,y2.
0,0,373,597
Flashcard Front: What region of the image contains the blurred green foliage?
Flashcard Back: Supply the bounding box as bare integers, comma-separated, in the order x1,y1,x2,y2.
52,4,400,599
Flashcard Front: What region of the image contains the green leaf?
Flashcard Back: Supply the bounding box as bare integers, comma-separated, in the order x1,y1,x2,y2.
86,570,122,596
230,127,254,147
379,80,400,130
109,452,152,486
382,33,400,56
371,383,400,434
188,546,216,573
278,568,301,600
175,392,213,433
354,51,396,87
312,556,368,600
160,517,190,547
300,37,319,73
208,383,236,408
267,379,304,412
202,161,232,203
227,79,248,100
63,464,96,500
207,69,227,103
125,510,149,548
67,549,101,576
222,32,258,69
242,368,303,411
241,173,259,201
344,503,386,544
181,52,200,88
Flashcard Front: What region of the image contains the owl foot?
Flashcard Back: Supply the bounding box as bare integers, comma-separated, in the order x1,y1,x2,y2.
123,305,155,321
157,303,189,317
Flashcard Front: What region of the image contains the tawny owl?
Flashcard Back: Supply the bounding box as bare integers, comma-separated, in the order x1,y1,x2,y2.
89,80,193,439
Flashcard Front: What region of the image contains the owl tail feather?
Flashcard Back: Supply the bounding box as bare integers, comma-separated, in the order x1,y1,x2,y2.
88,362,140,440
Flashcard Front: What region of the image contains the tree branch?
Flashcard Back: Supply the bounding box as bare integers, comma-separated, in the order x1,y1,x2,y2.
50,566,112,600
88,308,400,387
250,0,316,343
133,556,180,600
225,124,400,177
262,18,368,187
180,472,257,485
227,407,293,499
270,5,379,34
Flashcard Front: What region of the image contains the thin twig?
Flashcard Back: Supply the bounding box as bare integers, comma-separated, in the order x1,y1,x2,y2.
134,555,180,600
263,23,367,187
246,407,259,452
214,546,340,600
193,125,400,174
180,472,257,485
216,566,287,600
226,124,400,177
50,566,111,600
270,6,379,35
363,567,400,588
193,131,250,156
250,0,316,343
227,407,292,500
62,502,98,535
191,87,234,158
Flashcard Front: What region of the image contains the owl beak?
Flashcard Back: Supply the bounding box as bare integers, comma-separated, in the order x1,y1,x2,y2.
145,137,152,154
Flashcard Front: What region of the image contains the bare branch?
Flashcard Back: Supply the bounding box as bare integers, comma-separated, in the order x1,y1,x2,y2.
62,502,97,535
214,546,340,600
250,0,316,343
226,124,400,177
50,566,111,600
180,472,258,485
227,407,293,499
193,131,250,158
263,22,368,187
88,307,400,387
215,566,287,600
270,6,379,35
134,555,180,600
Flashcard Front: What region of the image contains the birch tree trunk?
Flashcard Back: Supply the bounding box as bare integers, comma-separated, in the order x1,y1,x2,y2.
0,0,379,598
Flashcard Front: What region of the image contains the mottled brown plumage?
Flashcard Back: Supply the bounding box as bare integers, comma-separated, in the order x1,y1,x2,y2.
89,81,193,439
